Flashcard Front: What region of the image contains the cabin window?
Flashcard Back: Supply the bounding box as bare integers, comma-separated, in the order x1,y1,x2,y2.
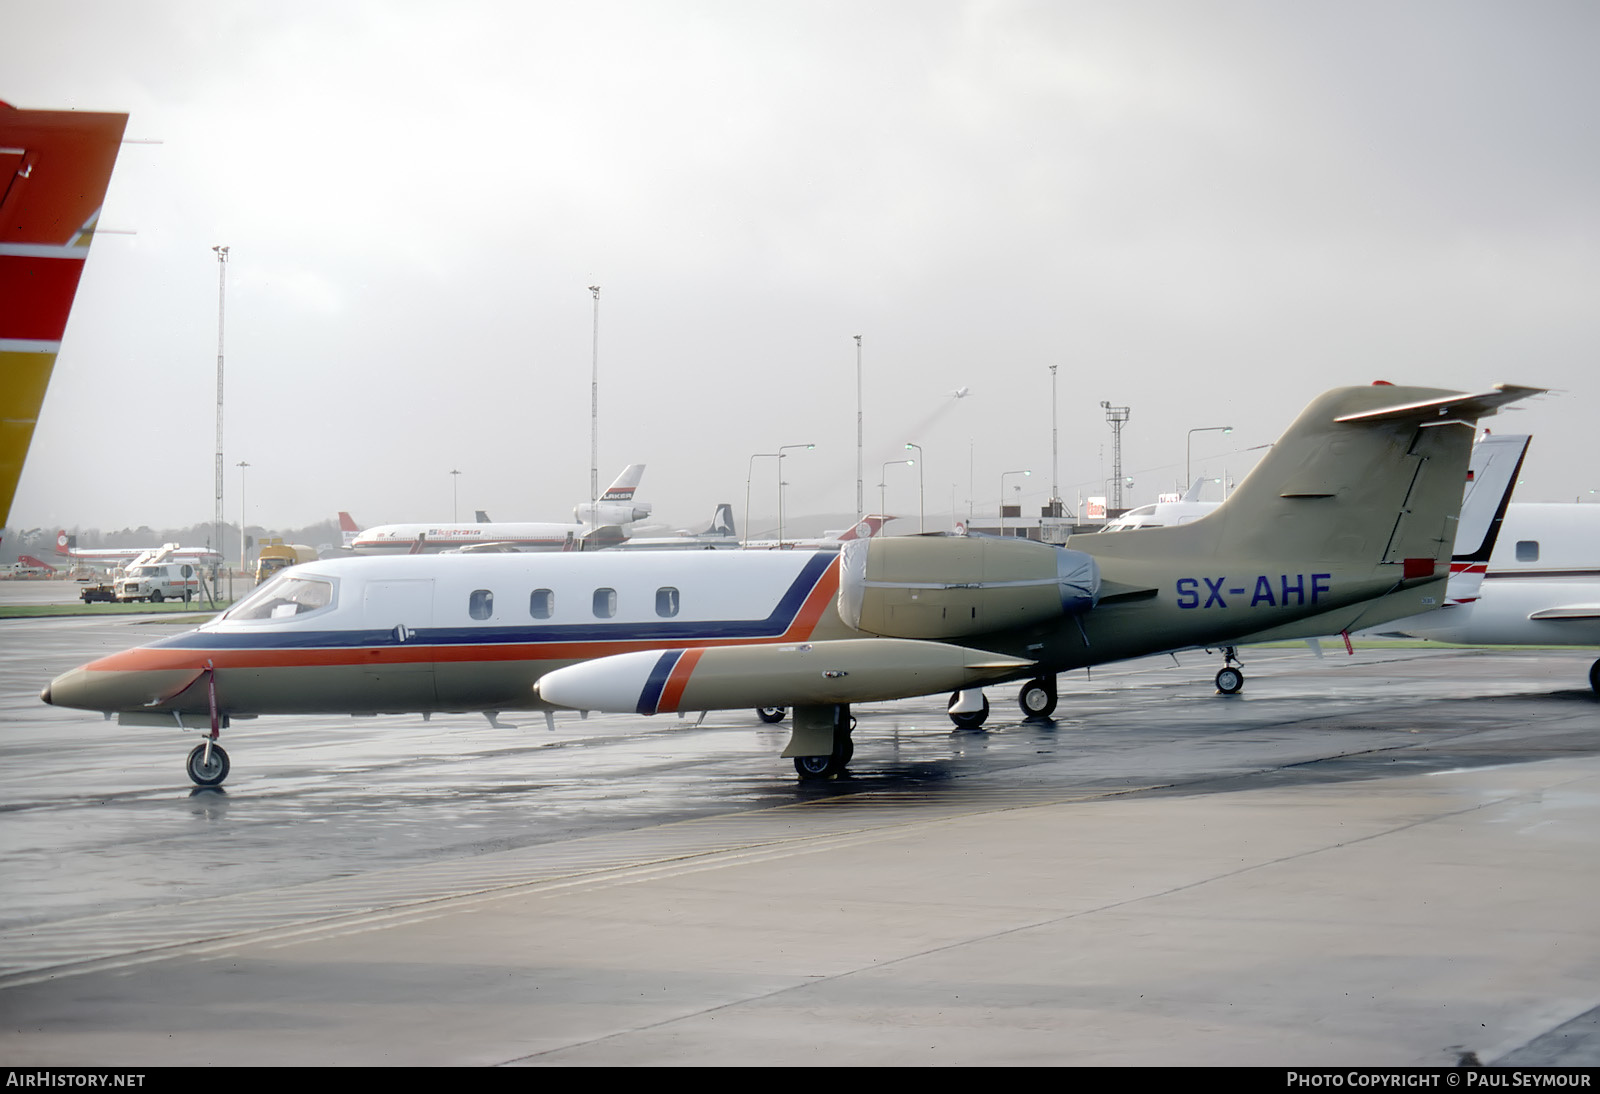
655,586,680,617
530,589,554,619
1516,540,1540,563
469,589,494,620
593,587,617,618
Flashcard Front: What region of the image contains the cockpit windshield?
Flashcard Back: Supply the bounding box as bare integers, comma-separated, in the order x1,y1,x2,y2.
225,573,335,621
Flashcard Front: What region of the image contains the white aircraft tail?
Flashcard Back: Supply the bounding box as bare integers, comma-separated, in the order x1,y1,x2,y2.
1446,432,1529,604
599,464,645,502
706,503,736,537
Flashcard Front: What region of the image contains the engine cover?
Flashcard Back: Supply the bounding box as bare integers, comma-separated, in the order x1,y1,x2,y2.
573,500,653,525
837,535,1099,639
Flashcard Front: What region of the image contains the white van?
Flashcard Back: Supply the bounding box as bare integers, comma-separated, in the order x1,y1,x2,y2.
116,562,200,603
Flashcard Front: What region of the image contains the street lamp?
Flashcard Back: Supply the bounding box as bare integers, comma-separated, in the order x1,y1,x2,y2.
777,444,815,547
450,469,462,522
236,460,250,580
1186,426,1233,492
745,452,778,547
880,459,914,522
903,443,925,532
1000,470,1031,536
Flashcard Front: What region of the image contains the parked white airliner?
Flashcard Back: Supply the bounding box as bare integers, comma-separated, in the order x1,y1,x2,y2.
350,465,651,554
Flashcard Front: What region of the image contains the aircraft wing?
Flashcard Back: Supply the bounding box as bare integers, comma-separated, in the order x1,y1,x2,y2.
1528,605,1600,621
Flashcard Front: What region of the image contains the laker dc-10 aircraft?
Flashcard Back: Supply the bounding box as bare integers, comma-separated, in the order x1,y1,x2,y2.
42,383,1539,786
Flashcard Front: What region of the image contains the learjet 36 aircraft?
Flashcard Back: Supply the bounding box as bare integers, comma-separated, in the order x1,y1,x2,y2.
42,382,1539,786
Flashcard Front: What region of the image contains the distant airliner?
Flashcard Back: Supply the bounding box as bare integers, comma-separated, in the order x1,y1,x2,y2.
349,465,652,554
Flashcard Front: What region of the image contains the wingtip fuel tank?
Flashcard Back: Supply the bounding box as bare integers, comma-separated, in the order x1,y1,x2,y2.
534,638,1034,715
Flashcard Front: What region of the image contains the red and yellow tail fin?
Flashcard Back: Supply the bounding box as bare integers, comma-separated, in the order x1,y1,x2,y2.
0,103,128,524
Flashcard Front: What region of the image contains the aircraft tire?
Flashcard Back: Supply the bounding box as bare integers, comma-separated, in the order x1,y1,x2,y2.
1019,678,1057,720
1589,658,1599,697
756,706,786,724
186,743,230,787
794,751,847,780
949,692,990,730
1216,666,1244,694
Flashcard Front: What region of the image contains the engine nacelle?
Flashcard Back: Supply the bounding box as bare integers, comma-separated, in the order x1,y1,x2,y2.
838,534,1099,639
573,500,653,526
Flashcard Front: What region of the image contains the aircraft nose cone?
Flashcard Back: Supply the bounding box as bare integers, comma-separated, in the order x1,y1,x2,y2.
39,683,52,705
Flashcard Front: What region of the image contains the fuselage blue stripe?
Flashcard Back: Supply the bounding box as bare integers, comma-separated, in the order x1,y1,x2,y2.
636,650,682,715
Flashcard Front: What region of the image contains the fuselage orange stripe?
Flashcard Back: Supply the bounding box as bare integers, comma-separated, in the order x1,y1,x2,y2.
658,648,705,713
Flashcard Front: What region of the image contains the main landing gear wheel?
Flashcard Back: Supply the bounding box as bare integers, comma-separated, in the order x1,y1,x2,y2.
793,737,852,780
1018,678,1057,720
756,706,787,724
1589,658,1599,697
793,710,855,780
1215,666,1245,695
949,691,990,730
186,742,230,787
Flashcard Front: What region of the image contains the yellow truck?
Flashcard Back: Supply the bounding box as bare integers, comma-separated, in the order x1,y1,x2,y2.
253,538,318,585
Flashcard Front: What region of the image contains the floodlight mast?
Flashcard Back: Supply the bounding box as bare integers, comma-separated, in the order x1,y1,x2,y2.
1101,400,1130,510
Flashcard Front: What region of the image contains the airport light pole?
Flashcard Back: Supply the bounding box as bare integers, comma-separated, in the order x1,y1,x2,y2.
1000,469,1031,536
236,460,249,580
880,459,913,524
588,285,601,506
745,452,778,547
212,245,228,594
450,469,461,522
854,335,863,521
903,443,924,532
1186,426,1233,492
777,444,814,548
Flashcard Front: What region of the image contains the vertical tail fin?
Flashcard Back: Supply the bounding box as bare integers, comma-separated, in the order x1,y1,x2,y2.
0,105,129,525
708,503,736,537
599,464,646,501
1077,383,1543,636
1445,432,1529,604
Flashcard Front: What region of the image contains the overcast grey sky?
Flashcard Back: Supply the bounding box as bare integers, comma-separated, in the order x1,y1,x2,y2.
8,0,1597,537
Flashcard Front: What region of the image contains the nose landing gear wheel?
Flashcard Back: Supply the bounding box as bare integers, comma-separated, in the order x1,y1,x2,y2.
186,742,230,787
1215,666,1244,694
949,691,990,729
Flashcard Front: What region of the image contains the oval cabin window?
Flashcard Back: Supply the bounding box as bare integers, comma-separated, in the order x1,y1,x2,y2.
656,587,680,618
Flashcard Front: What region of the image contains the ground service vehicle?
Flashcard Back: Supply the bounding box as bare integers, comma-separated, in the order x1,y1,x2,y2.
116,562,198,603
254,539,318,585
